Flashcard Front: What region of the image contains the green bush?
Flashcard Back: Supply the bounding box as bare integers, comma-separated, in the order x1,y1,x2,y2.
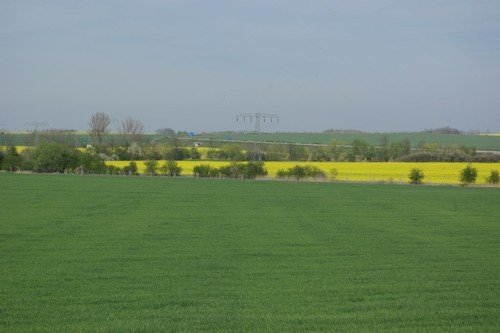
32,143,80,173
193,162,267,179
486,170,499,184
123,161,138,175
243,161,267,179
160,161,182,176
78,152,107,174
218,162,246,178
276,165,326,180
144,160,158,175
329,168,339,180
460,164,478,186
106,165,122,175
288,165,307,180
193,164,218,177
1,147,23,172
276,169,288,179
409,168,424,184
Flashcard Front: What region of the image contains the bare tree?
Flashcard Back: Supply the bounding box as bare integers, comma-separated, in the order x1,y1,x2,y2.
119,116,144,145
88,112,110,146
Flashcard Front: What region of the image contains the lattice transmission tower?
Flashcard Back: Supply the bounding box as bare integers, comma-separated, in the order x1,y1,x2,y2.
235,113,279,161
26,122,48,146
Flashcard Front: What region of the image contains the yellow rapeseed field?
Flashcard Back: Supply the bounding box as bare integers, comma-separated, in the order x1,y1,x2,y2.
105,160,499,185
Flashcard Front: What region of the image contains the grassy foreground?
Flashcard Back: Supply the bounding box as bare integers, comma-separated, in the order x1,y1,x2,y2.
1,174,499,331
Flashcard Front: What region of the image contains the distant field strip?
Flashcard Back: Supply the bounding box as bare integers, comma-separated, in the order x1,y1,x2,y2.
196,132,500,150
4,131,500,150
106,161,499,184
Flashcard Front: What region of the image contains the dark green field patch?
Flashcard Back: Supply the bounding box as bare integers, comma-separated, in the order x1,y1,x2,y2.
1,174,499,331
198,131,500,150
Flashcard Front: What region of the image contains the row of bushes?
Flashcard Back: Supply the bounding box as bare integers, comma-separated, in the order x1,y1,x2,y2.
4,133,499,163
2,144,498,185
0,144,185,177
193,162,268,179
276,165,327,180
409,166,499,186
397,151,499,163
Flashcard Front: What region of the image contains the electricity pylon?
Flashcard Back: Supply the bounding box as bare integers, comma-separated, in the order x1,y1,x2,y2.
236,113,279,161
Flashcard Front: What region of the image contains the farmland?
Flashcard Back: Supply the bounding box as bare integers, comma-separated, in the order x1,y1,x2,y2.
3,131,500,151
0,173,498,331
106,161,499,185
194,132,500,151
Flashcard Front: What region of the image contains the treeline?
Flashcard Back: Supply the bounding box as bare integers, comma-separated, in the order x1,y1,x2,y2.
0,144,107,174
254,140,499,163
1,111,498,163
0,143,185,176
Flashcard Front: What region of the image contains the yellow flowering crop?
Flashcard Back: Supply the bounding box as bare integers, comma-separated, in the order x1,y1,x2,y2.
105,160,499,185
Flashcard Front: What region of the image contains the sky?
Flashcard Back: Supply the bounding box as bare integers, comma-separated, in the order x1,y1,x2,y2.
1,0,499,133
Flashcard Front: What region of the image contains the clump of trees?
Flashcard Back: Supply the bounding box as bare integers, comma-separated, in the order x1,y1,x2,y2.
0,143,107,174
193,164,219,178
123,161,139,175
422,127,463,134
276,165,326,180
193,162,267,179
159,161,182,177
0,147,22,171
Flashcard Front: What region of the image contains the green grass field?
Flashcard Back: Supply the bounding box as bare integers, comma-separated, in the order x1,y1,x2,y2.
1,174,499,331
197,132,500,150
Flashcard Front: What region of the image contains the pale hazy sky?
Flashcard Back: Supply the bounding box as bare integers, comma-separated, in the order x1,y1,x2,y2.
1,0,499,133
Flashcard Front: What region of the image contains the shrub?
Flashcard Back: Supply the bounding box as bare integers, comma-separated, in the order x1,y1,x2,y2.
123,161,138,175
276,169,288,179
160,161,182,176
486,170,499,184
329,168,339,180
32,143,79,173
194,162,267,179
288,165,307,180
144,159,158,175
218,162,246,178
275,165,326,180
106,165,122,175
409,168,424,184
459,164,478,186
1,147,23,171
303,165,326,179
244,161,268,179
78,152,107,174
193,164,218,177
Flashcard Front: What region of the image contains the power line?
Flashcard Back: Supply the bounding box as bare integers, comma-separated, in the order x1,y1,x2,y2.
235,113,279,161
26,122,48,146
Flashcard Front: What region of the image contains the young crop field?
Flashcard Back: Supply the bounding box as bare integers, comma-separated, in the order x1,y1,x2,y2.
1,174,499,331
195,132,500,151
106,161,499,185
